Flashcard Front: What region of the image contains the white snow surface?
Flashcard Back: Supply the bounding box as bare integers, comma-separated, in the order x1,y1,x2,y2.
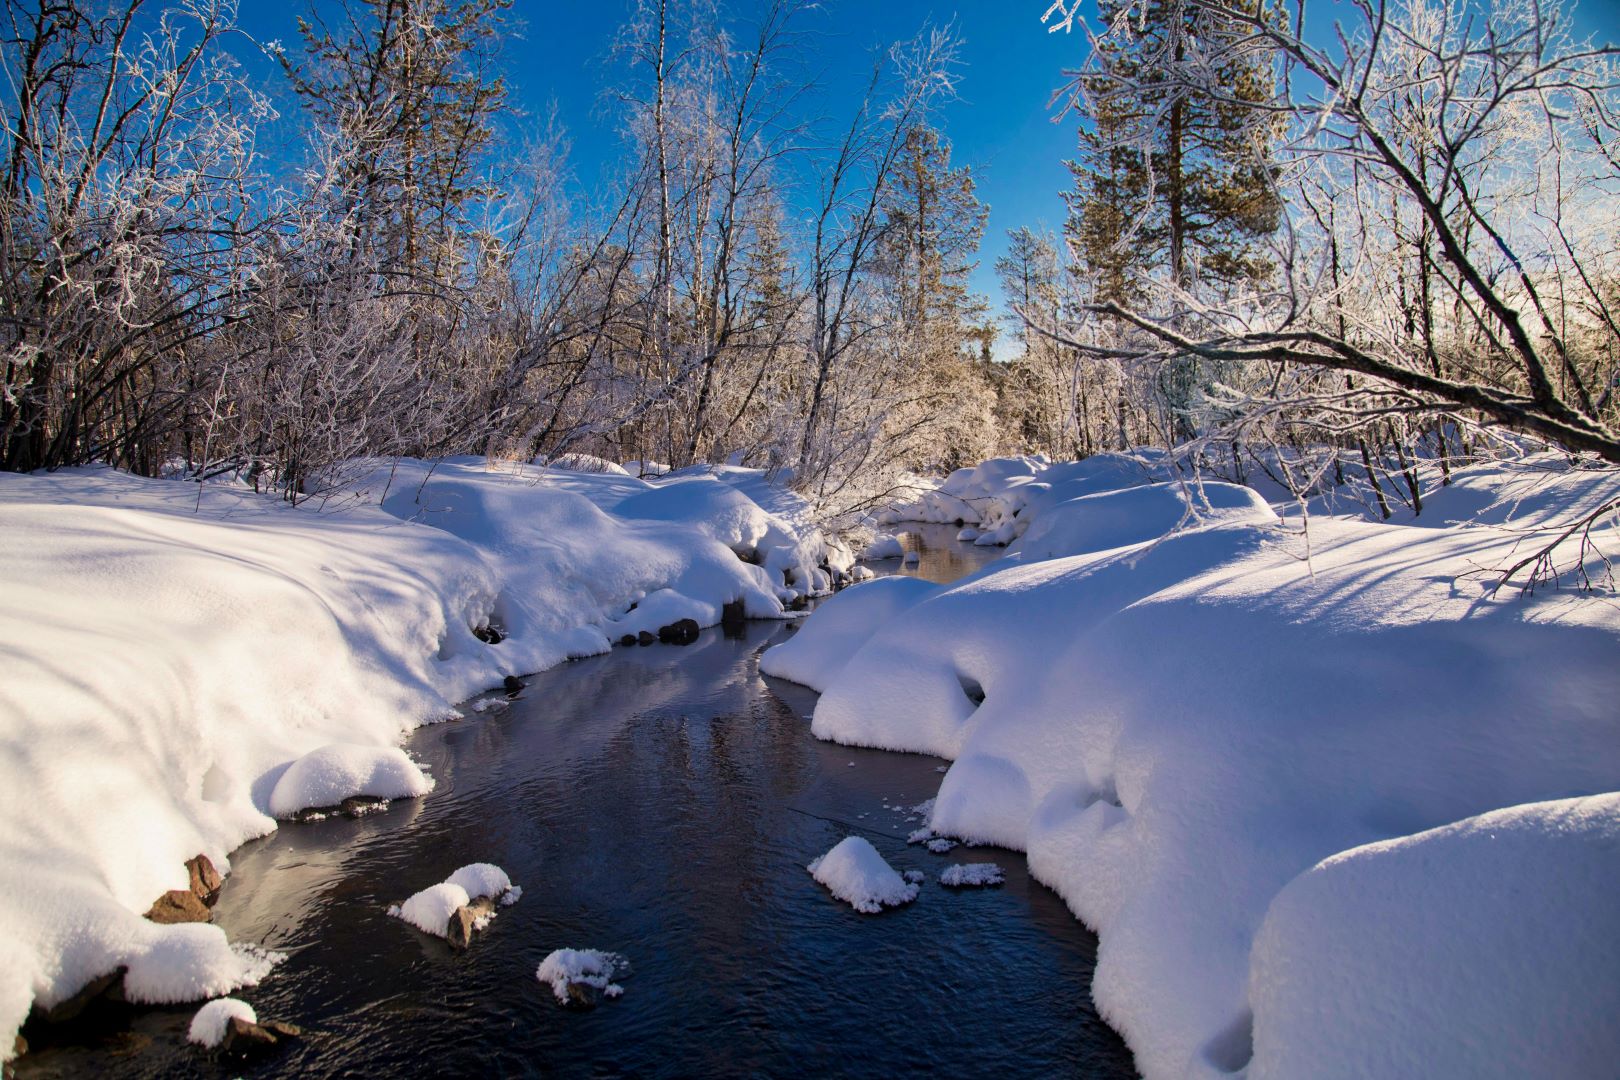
1248,793,1620,1080
266,743,433,818
390,863,520,939
759,577,938,690
862,532,906,559
535,949,629,1003
939,862,1004,887
186,997,256,1048
784,455,1620,1079
0,458,834,1057
806,836,920,914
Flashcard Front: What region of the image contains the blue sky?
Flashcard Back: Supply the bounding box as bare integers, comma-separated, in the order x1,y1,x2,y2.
234,0,1620,335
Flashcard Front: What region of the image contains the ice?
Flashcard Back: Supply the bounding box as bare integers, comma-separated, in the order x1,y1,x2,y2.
783,454,1620,1078
267,744,434,818
536,948,630,1004
187,997,256,1048
924,838,957,854
940,863,1004,887
807,836,920,913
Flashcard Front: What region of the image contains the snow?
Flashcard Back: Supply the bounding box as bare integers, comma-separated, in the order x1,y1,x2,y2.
267,744,433,818
806,836,919,913
939,863,1004,887
395,883,471,938
392,863,520,937
759,576,938,690
445,862,513,900
0,457,834,1055
863,532,906,559
1247,794,1620,1080
187,997,256,1048
779,454,1620,1078
536,949,629,1003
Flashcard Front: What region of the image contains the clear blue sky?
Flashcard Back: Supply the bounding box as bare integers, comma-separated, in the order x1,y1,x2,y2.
235,0,1620,341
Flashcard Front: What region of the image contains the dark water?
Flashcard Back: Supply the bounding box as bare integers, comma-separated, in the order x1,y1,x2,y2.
16,527,1135,1079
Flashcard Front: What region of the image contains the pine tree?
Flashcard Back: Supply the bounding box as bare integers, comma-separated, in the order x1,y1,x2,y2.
1064,0,1283,298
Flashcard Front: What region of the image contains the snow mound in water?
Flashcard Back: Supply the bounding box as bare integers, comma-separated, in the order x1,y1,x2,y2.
807,836,919,913
1248,793,1620,1080
940,863,1004,887
392,863,521,937
267,743,434,818
394,883,470,938
445,863,512,900
760,576,938,691
863,533,905,559
536,949,629,1003
187,997,256,1047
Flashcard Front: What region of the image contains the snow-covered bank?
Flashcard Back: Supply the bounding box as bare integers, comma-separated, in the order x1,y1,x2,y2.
769,459,1620,1078
0,458,845,1058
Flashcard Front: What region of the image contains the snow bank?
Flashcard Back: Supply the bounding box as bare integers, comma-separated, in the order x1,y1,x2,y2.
807,836,919,914
187,997,256,1048
536,949,629,1003
267,744,433,818
759,577,938,690
1247,794,1620,1080
788,457,1620,1078
0,457,837,1056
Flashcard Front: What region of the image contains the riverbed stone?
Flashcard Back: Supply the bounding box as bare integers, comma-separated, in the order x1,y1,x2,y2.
446,896,498,949
657,618,700,645
36,968,123,1023
221,1016,279,1055
186,854,223,906
503,675,526,693
720,600,746,635
637,630,656,646
339,795,389,817
145,889,211,924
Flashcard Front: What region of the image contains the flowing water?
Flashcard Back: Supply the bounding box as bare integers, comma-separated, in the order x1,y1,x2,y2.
16,524,1135,1079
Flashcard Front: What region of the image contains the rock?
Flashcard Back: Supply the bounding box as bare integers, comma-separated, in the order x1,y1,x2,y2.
472,623,504,644
637,630,656,646
618,634,637,647
339,795,389,817
786,595,810,612
657,618,700,646
446,895,498,950
720,600,746,635
186,854,223,906
503,675,525,693
37,968,123,1023
221,1016,280,1055
146,889,211,924
446,906,478,950
13,1033,27,1057
261,1020,302,1039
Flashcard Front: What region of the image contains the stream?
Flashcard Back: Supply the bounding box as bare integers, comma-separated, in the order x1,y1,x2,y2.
17,524,1135,1078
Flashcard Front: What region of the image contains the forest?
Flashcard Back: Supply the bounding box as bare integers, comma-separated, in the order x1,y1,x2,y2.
4,0,1614,519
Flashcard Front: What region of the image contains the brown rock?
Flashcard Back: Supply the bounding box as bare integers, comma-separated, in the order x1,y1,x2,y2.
637,631,656,646
720,599,747,635
186,854,223,907
339,795,388,817
656,618,700,646
261,1020,301,1039
221,1016,279,1055
145,889,211,924
13,1032,27,1057
446,906,477,950
37,968,123,1023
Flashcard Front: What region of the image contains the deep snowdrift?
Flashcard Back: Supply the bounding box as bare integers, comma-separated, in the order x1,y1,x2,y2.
0,458,842,1058
771,461,1620,1078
